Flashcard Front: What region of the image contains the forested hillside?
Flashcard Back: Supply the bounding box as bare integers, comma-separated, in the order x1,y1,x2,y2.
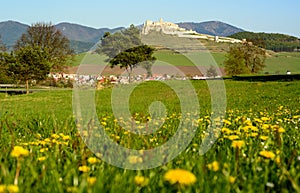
230,31,300,52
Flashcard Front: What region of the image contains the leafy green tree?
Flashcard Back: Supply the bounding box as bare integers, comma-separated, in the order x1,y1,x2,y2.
225,42,266,76
97,25,156,81
0,52,15,83
14,22,73,71
9,46,51,94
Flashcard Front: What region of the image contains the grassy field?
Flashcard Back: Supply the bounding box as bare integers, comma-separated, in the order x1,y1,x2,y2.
70,50,300,75
0,80,300,192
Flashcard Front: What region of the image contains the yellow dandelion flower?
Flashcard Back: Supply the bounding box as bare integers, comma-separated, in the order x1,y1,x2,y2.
87,177,97,186
261,117,269,122
231,140,245,149
7,185,19,193
250,126,259,132
227,135,239,140
0,185,6,193
78,165,90,173
229,176,236,184
11,146,29,158
62,135,70,140
40,148,48,153
128,156,143,164
164,169,196,185
262,124,270,130
134,176,149,187
259,150,275,159
87,157,99,164
277,127,285,133
38,156,47,162
260,136,268,141
51,134,60,139
207,161,219,171
251,133,258,137
223,120,232,125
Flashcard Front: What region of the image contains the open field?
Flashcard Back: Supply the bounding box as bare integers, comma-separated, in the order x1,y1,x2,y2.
69,51,300,76
0,80,300,192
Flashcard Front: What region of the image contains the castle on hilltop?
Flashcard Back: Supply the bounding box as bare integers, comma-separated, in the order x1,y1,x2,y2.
142,18,242,43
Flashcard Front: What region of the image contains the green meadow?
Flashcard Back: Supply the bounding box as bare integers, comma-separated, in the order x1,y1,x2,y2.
0,80,300,192
71,50,300,74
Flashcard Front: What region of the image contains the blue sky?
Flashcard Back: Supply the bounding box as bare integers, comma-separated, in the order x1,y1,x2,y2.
1,0,299,37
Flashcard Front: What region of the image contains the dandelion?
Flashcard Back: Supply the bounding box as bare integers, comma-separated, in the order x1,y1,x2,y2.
134,176,149,187
38,157,46,162
87,177,97,186
51,134,60,139
40,148,48,153
78,166,90,173
7,185,19,193
229,176,236,184
0,185,6,193
128,156,143,164
164,169,196,186
259,150,276,159
207,161,219,172
231,140,245,149
11,146,29,158
223,120,232,125
260,136,269,141
87,157,99,164
227,135,239,140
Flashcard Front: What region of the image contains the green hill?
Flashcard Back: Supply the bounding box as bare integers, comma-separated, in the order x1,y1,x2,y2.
230,31,300,52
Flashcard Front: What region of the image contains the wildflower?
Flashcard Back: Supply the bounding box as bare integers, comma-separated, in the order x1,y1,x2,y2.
134,176,149,187
51,134,60,139
78,166,90,173
251,133,258,137
164,169,196,185
38,156,47,162
40,148,48,153
0,185,6,193
229,176,236,184
260,136,269,141
128,156,143,164
207,161,219,171
87,157,99,164
62,135,71,141
227,135,239,140
261,117,270,122
87,177,97,186
231,140,245,149
259,150,275,159
7,185,19,193
223,120,232,125
11,146,29,158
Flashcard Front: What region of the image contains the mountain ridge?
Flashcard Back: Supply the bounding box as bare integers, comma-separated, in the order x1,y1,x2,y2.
0,20,298,53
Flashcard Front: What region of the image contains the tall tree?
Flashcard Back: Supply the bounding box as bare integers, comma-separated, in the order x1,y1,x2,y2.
14,22,73,71
225,42,266,76
97,25,156,81
9,45,51,94
0,52,14,83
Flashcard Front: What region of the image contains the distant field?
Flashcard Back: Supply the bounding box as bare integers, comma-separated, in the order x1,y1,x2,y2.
69,50,300,75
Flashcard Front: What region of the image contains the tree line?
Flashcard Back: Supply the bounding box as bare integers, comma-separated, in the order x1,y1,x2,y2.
0,23,156,93
230,31,300,52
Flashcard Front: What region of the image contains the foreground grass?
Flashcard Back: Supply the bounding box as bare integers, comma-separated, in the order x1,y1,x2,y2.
0,80,299,192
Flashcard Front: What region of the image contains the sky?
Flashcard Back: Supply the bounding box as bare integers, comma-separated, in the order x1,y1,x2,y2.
1,0,299,37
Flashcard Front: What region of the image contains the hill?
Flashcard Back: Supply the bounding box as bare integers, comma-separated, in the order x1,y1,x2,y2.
0,21,123,53
0,20,28,48
230,31,300,52
177,21,244,37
